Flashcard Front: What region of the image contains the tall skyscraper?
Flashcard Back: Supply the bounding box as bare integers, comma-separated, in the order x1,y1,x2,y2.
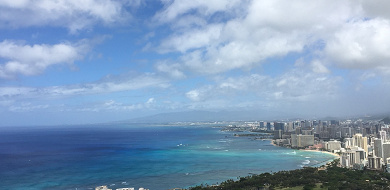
374,138,384,158
380,130,387,142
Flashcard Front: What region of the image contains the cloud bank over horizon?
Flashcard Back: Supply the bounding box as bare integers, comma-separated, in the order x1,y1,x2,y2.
1,0,390,126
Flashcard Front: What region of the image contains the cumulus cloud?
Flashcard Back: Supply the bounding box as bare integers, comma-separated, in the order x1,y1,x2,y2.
154,0,351,74
154,0,390,77
0,0,134,33
325,18,390,71
0,40,92,79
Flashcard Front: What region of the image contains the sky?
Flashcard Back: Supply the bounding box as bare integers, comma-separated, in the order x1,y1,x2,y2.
1,0,390,126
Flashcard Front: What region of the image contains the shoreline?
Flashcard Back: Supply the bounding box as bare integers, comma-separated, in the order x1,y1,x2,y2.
301,149,340,158
270,139,339,163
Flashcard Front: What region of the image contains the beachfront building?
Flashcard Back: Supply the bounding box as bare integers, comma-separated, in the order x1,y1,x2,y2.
324,140,341,152
291,134,314,148
298,134,314,148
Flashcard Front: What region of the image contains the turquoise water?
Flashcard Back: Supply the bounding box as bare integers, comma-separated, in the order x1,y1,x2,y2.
0,125,335,190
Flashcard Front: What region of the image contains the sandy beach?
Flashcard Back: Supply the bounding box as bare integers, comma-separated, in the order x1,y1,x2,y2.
301,149,340,158
270,139,340,162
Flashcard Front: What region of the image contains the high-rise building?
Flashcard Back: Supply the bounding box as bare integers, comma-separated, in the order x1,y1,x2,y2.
297,134,314,148
374,138,384,158
341,153,350,168
290,134,314,148
259,121,264,129
274,122,285,131
344,138,354,149
341,151,356,168
383,143,390,164
368,155,382,170
291,134,297,147
353,133,368,157
355,149,365,164
326,140,341,152
274,130,283,139
380,130,387,142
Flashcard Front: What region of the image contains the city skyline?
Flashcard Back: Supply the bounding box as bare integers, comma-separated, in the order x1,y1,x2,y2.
1,0,390,126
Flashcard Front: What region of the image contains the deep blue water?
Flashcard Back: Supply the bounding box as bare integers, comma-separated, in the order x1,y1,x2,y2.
0,124,336,190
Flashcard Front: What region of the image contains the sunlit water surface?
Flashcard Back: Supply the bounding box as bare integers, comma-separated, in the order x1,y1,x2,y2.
0,125,336,190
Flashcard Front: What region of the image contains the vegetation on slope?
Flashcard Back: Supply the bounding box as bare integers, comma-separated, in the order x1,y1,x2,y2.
189,160,390,190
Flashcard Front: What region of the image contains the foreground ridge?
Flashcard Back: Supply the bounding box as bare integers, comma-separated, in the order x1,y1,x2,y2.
189,159,390,190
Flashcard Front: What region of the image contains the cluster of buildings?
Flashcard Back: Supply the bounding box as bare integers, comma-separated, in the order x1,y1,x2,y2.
257,119,390,171
95,186,149,190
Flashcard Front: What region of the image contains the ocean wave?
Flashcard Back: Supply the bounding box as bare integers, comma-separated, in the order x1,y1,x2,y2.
302,160,310,165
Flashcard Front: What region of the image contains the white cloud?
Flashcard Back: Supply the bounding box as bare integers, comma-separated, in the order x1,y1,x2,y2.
146,98,155,104
362,0,390,20
0,0,132,33
154,0,364,74
0,40,91,78
186,70,340,105
325,18,390,71
154,0,390,77
186,89,204,101
311,60,330,74
77,100,145,112
159,24,223,53
9,102,49,112
155,62,186,79
154,0,242,24
46,73,170,97
0,73,170,100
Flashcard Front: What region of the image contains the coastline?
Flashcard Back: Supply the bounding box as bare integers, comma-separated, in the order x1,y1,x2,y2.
301,149,340,158
270,139,339,164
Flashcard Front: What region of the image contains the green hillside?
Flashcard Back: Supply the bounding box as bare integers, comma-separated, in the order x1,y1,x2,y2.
189,160,390,190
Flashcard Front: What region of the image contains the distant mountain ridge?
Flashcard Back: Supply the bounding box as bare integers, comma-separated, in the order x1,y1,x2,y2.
121,110,295,123
382,117,390,124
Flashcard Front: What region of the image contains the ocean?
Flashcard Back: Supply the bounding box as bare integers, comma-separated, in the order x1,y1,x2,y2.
0,124,336,190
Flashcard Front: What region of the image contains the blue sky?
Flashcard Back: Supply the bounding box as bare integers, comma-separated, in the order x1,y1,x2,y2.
1,0,390,126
